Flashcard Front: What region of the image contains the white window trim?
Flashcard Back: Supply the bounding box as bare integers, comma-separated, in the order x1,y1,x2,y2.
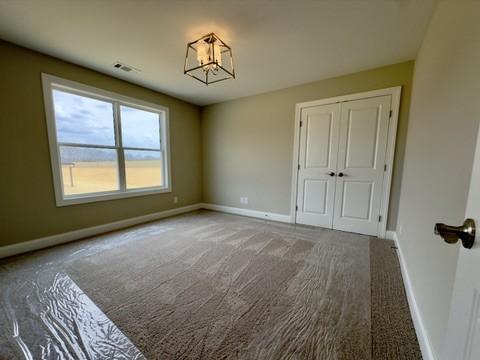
42,73,172,207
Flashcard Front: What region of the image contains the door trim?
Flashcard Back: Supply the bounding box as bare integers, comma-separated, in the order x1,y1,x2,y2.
290,86,402,238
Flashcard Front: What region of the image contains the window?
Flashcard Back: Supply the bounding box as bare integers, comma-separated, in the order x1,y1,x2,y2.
42,74,170,206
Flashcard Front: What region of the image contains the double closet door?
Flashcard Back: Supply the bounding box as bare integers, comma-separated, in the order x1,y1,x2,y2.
295,95,391,236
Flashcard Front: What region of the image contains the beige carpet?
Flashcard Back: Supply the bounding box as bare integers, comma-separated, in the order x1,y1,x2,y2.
0,210,422,359
370,238,422,359
67,211,371,359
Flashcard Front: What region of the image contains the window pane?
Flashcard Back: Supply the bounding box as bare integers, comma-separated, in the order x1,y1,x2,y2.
124,150,163,189
53,89,115,146
60,146,119,195
120,106,161,149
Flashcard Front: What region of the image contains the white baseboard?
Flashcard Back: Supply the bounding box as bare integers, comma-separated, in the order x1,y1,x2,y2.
201,203,292,224
0,203,202,259
385,230,396,240
391,231,437,360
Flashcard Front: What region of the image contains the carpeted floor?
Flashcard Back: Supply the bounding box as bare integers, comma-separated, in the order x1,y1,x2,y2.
370,238,421,359
0,210,421,359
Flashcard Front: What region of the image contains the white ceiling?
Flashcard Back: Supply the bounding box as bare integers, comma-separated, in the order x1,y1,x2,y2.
0,0,436,106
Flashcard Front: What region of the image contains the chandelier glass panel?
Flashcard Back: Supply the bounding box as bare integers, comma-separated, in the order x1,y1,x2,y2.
184,33,235,85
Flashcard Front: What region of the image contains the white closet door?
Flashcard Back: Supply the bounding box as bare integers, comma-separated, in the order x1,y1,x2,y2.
296,103,341,227
332,95,391,235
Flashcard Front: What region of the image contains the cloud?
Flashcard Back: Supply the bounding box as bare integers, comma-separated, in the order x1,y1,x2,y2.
53,89,162,161
53,90,115,146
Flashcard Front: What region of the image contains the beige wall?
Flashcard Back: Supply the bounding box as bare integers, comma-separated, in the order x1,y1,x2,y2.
396,2,480,357
0,40,202,247
202,61,414,230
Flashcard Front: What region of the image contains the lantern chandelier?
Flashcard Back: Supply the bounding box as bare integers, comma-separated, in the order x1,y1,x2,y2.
184,32,235,85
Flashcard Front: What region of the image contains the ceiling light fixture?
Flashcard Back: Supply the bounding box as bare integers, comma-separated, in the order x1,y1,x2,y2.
184,32,235,85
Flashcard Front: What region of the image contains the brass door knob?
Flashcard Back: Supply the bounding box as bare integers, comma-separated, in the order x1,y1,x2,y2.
434,218,476,249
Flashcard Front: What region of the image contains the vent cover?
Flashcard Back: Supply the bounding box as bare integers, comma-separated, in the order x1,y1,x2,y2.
113,62,140,74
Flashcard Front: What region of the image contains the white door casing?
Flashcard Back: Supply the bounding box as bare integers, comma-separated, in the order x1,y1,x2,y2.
296,103,341,227
332,95,391,236
444,127,480,360
291,87,401,237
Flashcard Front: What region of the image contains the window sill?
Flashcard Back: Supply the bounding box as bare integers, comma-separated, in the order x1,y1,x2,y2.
55,186,172,207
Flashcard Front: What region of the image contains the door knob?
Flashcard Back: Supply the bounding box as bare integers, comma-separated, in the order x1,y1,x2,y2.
434,218,476,249
328,172,335,177
338,172,344,177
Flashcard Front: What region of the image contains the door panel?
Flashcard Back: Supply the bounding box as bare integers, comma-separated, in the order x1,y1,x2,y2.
345,107,379,168
305,113,333,168
333,95,391,235
303,180,328,214
296,103,340,227
340,181,374,220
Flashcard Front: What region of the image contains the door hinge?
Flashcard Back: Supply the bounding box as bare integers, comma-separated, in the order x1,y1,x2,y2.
378,215,382,222
389,110,393,118
384,164,387,172
298,164,301,170
300,121,303,127
296,205,298,211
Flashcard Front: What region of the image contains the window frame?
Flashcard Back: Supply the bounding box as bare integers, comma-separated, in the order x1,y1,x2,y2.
42,73,171,207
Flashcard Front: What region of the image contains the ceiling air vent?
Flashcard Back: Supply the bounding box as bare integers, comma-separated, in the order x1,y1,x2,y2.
113,62,140,74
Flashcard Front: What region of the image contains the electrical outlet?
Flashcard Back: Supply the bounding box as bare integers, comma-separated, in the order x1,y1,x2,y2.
244,197,248,204
173,196,178,204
